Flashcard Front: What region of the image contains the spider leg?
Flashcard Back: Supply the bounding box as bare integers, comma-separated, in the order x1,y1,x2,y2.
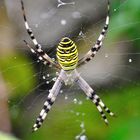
24,40,60,67
78,0,110,66
20,0,60,69
73,70,114,124
32,70,66,132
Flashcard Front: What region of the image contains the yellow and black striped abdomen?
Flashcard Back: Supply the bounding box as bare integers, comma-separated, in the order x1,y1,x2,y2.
56,37,78,71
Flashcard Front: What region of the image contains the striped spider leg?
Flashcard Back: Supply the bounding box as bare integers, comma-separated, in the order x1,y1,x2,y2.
78,0,110,66
73,69,114,124
32,69,67,132
20,0,60,69
23,40,60,68
32,68,114,132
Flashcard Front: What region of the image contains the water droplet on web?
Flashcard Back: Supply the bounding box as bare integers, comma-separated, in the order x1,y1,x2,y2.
75,134,88,140
60,90,63,93
73,98,78,104
79,135,87,140
42,76,46,79
41,9,56,19
105,53,108,58
75,135,80,139
65,82,68,86
65,95,68,100
52,77,57,81
82,113,85,116
61,19,67,25
75,121,87,140
78,100,83,105
76,112,80,116
35,24,38,28
52,58,55,61
56,72,59,76
72,11,81,19
70,110,74,113
80,122,84,128
46,81,49,84
129,58,132,63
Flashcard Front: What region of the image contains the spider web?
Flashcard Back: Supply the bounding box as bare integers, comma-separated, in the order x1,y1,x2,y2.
0,0,140,140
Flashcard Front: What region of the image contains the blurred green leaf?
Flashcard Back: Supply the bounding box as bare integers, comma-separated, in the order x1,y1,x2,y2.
0,132,19,140
109,0,140,48
0,53,35,98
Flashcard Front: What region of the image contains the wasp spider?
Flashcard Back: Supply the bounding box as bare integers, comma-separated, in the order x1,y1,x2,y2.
20,0,114,132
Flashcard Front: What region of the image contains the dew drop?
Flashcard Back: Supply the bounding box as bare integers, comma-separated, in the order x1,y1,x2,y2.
72,11,81,19
52,58,55,61
65,95,68,100
105,53,108,58
42,76,46,79
60,90,63,93
46,81,49,84
52,77,57,81
129,58,132,63
70,110,74,113
80,122,84,128
35,24,38,28
76,112,80,116
79,135,87,140
73,98,78,104
56,72,59,75
78,101,83,105
61,19,67,25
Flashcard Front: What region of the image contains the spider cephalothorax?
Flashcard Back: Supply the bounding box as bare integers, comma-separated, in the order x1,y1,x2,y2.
20,0,114,132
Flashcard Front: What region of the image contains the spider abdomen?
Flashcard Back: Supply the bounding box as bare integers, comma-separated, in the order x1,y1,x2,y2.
56,37,78,71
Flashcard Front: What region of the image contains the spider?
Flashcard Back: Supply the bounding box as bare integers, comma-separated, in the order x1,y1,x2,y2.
20,0,114,132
